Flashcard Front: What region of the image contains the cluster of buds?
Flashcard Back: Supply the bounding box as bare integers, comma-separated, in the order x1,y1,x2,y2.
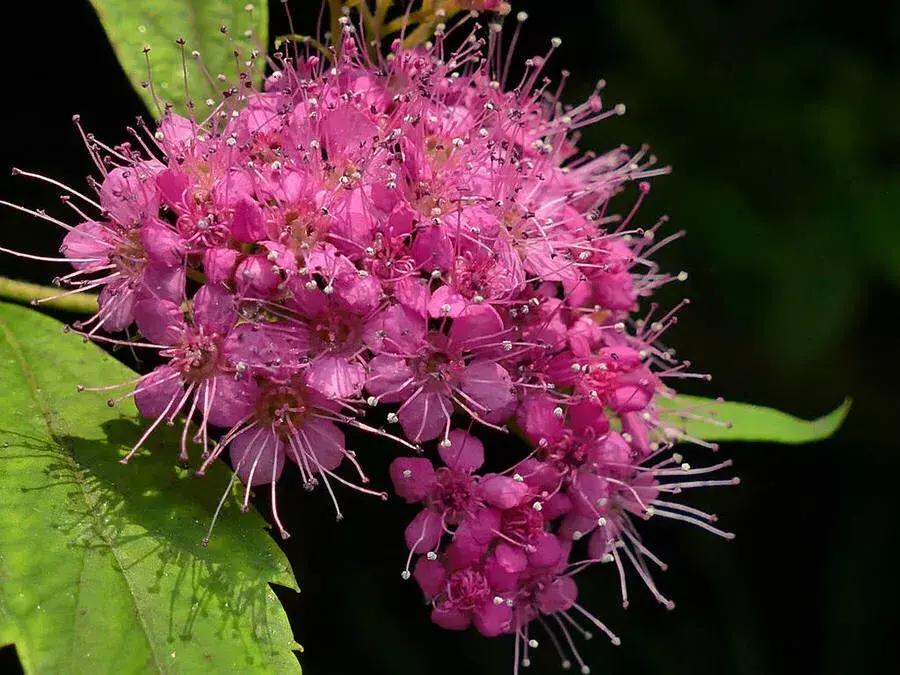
4,7,736,672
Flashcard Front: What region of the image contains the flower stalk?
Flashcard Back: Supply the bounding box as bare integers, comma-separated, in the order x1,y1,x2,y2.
0,276,98,314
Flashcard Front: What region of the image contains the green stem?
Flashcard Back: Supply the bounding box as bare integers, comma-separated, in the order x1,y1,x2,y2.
329,0,342,49
0,276,98,314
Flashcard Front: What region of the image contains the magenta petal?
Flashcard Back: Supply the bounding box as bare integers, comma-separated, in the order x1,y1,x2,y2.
100,166,159,225
230,428,285,486
404,509,442,553
571,471,610,517
559,512,599,541
622,411,651,456
448,304,504,352
335,270,381,315
480,475,531,509
413,557,446,599
465,507,502,544
398,389,451,443
329,188,375,254
568,399,610,436
494,542,528,573
134,366,183,419
205,374,258,428
134,298,186,346
203,247,240,286
527,532,563,569
140,264,184,304
155,168,189,208
140,220,184,268
235,254,280,296
231,197,268,242
389,457,436,503
446,507,500,568
365,355,415,403
517,394,565,445
438,429,484,473
393,277,429,316
610,384,653,413
536,576,578,615
363,304,426,353
300,418,346,472
431,606,471,631
427,284,469,318
594,270,636,310
543,492,573,521
323,106,379,154
567,316,605,357
225,322,308,374
193,284,237,335
307,356,365,399
484,556,520,592
591,431,632,467
412,225,453,271
97,283,136,332
459,361,516,423
517,459,563,490
212,170,253,209
473,600,512,637
587,528,614,561
158,113,196,146
370,181,399,213
375,185,403,222
61,221,112,269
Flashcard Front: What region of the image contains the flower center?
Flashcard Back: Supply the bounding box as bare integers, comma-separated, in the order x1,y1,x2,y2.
311,313,360,354
110,228,146,276
177,334,222,382
280,201,329,254
501,503,545,543
419,349,462,383
256,378,314,435
444,568,491,610
427,467,475,522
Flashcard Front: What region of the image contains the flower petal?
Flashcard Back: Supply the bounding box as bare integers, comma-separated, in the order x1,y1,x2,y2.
438,429,484,473
229,428,285,487
389,457,436,503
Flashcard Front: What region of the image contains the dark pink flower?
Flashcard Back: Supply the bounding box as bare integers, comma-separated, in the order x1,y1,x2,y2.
128,284,246,462
366,304,516,442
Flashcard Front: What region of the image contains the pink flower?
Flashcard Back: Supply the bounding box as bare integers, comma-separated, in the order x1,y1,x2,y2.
414,558,513,637
60,218,184,333
366,304,516,443
199,371,385,537
390,430,485,556
128,284,247,462
0,8,739,667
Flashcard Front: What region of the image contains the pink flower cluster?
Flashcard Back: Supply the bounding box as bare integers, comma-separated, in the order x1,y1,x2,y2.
7,10,737,671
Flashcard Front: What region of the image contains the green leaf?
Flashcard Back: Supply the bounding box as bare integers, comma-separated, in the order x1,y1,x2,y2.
88,0,268,117
0,302,300,674
658,395,851,444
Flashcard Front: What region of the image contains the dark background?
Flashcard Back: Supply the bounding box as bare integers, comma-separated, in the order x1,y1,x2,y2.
2,1,898,674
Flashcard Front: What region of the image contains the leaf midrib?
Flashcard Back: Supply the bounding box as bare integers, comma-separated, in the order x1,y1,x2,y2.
0,315,166,674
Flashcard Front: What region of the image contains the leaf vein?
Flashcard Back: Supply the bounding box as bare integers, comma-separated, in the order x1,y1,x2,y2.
0,315,166,673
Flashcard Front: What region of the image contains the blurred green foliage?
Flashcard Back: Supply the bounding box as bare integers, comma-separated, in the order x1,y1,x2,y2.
575,1,900,367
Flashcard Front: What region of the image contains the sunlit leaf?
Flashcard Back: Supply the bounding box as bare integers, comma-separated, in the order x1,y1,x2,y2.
0,302,300,674
658,395,851,444
88,0,268,117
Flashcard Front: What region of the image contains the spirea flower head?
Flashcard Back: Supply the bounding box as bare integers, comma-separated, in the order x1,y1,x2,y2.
1,4,738,671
